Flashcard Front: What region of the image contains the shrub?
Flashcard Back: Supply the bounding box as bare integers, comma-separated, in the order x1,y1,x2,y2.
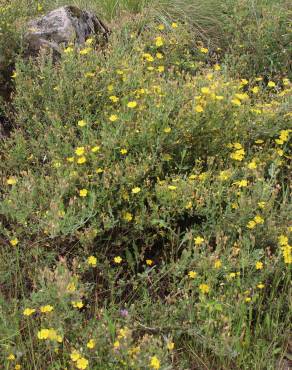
0,2,291,370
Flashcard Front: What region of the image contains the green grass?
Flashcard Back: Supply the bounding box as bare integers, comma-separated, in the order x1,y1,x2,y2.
0,0,291,369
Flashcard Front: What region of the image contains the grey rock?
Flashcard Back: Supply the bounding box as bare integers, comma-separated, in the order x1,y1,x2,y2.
24,5,110,58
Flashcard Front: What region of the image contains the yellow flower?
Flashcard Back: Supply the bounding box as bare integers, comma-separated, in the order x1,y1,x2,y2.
235,93,249,101
7,177,17,185
282,245,292,264
109,95,119,103
257,283,265,289
214,64,221,71
199,172,208,181
185,201,192,209
155,36,164,47
231,143,241,151
123,212,133,222
96,168,104,174
218,170,231,181
66,282,76,292
278,235,288,246
171,22,178,28
77,120,87,127
200,47,208,53
230,148,245,161
255,261,263,270
70,350,81,361
251,108,262,114
79,189,88,197
113,340,120,348
132,187,141,194
84,72,95,78
245,297,251,302
109,114,118,122
87,255,97,267
283,78,289,86
157,24,165,30
164,127,171,133
247,161,257,169
157,66,165,73
247,220,256,229
47,328,61,342
146,259,153,266
194,236,204,246
215,95,224,100
85,37,94,45
268,81,276,88
199,283,210,294
279,130,290,143
52,161,61,168
118,327,129,339
11,71,18,78
258,202,266,209
114,256,122,264
7,353,15,360
195,105,204,113
214,260,222,269
201,87,210,95
233,179,248,188
128,346,140,356
77,156,86,165
120,148,128,155
76,357,89,370
254,215,264,224
10,238,19,247
167,341,175,350
37,329,50,340
188,271,197,279
231,98,241,106
150,356,160,369
143,53,154,62
127,101,137,108
168,185,177,191
15,364,21,369
91,146,100,153
87,339,96,349
251,86,259,94
80,47,92,55
75,147,85,156
71,301,84,309
40,305,54,313
156,52,163,59
240,79,249,85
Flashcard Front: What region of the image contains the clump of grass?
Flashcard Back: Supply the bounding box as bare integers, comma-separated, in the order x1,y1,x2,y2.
222,0,292,79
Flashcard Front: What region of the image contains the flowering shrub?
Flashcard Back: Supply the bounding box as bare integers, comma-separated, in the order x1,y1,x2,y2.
0,1,291,369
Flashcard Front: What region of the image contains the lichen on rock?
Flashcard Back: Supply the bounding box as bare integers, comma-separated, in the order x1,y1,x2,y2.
24,6,110,58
